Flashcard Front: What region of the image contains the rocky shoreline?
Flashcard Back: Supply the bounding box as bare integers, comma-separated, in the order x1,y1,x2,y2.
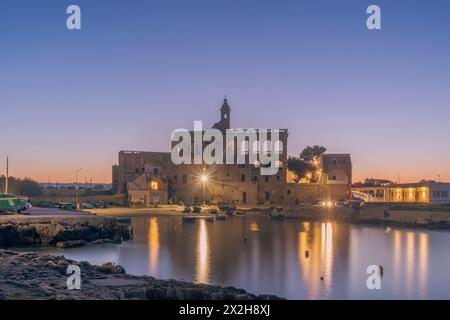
0,250,282,300
0,217,133,247
0,214,282,300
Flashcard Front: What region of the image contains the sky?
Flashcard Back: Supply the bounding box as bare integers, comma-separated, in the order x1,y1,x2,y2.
1,0,449,183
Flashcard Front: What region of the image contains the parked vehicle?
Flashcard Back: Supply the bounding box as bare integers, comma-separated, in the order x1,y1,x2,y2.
0,194,32,214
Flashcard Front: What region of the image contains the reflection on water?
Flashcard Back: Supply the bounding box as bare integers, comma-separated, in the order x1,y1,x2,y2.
25,215,450,299
195,220,210,284
148,217,159,276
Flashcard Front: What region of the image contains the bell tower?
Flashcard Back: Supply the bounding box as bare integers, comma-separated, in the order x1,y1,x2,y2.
220,98,231,129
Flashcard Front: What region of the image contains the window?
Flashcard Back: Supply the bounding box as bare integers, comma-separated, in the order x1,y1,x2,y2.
150,181,159,190
433,190,441,197
154,168,159,175
224,114,228,119
240,174,246,182
240,140,249,155
182,174,187,183
263,141,271,156
287,189,291,195
265,176,270,182
332,159,338,165
173,175,177,181
329,175,337,181
252,141,260,154
265,192,270,201
274,140,283,154
442,191,449,198
252,175,258,182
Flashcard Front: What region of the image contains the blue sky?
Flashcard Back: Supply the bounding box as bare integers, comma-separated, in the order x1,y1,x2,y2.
1,0,449,182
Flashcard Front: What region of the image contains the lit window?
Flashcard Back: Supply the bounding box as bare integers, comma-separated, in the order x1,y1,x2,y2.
150,181,159,190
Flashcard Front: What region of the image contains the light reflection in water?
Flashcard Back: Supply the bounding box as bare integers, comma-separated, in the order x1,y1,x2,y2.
406,232,415,295
195,219,211,284
418,233,429,298
250,221,260,232
148,217,160,276
393,230,402,296
298,221,334,298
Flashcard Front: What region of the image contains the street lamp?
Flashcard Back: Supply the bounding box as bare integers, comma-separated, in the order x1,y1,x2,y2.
199,168,209,205
75,168,82,210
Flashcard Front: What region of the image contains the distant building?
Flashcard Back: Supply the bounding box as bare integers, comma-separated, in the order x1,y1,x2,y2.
353,181,450,204
112,99,352,206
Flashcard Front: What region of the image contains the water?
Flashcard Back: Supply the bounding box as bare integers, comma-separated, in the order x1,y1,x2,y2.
21,215,450,299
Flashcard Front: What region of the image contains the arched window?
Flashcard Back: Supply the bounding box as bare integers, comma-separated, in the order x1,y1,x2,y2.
274,140,283,154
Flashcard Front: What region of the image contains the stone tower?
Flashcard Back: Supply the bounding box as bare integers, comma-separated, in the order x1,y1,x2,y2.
213,98,231,131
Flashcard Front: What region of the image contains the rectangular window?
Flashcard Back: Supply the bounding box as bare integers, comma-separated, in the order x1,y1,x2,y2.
182,174,187,183
332,159,338,165
154,168,159,174
265,192,270,201
240,174,246,182
173,175,177,181
265,176,270,182
442,191,449,198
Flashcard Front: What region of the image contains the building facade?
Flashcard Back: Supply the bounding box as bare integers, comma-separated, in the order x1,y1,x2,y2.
112,99,352,206
353,181,450,204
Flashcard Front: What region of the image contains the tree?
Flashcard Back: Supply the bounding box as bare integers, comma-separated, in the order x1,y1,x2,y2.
300,145,327,162
287,156,312,183
288,146,327,183
0,176,43,196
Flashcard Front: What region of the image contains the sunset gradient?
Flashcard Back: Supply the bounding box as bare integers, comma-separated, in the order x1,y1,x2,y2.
1,0,449,183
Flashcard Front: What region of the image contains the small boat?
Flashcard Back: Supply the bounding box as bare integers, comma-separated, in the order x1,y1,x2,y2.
225,208,236,216
216,214,226,221
0,194,32,214
192,206,202,213
182,206,191,213
269,213,285,220
182,216,197,223
182,215,215,223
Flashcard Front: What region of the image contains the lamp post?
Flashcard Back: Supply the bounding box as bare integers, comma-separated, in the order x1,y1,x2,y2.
5,156,9,194
75,168,82,210
200,167,208,205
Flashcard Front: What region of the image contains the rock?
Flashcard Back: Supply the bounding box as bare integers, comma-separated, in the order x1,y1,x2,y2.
0,219,133,247
96,262,126,274
0,249,284,300
56,240,86,248
90,239,114,245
